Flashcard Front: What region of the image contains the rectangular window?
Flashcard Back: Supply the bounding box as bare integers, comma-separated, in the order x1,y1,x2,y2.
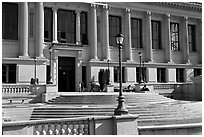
194,68,202,77
80,12,88,45
176,68,184,82
131,18,142,48
114,67,125,83
44,7,53,42
2,64,16,83
152,21,161,49
188,25,196,52
136,67,146,83
82,66,87,88
2,3,18,40
109,15,122,46
170,23,180,51
157,68,166,83
57,9,76,44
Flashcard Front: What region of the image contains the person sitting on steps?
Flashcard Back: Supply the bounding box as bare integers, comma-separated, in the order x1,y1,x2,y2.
141,85,149,91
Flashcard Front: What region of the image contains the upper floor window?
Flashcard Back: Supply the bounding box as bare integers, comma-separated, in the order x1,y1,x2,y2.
157,68,166,83
109,15,122,46
170,23,180,51
2,64,16,83
131,18,142,48
176,68,184,82
57,9,76,44
114,67,125,83
152,21,162,49
2,3,18,40
188,25,196,52
44,7,53,42
80,12,88,45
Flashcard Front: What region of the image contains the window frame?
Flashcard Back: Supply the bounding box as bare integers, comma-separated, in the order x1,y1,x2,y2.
188,24,196,52
157,68,166,83
114,66,125,83
109,15,122,47
44,7,53,42
131,18,142,49
57,9,76,44
2,64,17,84
170,22,180,51
80,11,88,45
176,68,185,82
151,21,162,49
2,2,18,40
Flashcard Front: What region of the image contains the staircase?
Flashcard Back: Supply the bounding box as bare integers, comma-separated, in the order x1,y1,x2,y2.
29,93,202,128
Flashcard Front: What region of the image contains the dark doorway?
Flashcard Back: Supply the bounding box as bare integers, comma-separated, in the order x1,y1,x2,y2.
58,57,75,92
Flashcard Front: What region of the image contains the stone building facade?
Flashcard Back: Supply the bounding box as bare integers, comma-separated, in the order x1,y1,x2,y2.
2,2,202,93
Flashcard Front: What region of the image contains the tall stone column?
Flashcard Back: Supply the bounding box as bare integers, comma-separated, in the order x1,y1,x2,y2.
52,7,58,43
102,5,110,60
183,16,190,64
90,4,98,60
19,2,29,58
165,14,172,63
36,2,44,58
145,11,152,62
76,10,81,45
125,8,133,61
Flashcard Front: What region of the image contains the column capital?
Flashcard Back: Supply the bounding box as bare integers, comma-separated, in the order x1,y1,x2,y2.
146,11,152,16
91,3,98,9
125,8,132,14
103,5,110,10
75,10,81,14
183,16,188,21
165,14,171,19
52,7,58,11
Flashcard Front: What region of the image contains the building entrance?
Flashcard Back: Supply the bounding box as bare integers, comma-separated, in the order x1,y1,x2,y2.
58,57,75,92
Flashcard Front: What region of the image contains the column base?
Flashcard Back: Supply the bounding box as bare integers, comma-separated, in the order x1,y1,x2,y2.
19,54,30,59
36,54,45,59
126,59,134,63
90,58,100,62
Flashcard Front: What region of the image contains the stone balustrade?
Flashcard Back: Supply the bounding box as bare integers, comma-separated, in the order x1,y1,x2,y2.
153,84,176,90
3,115,139,135
34,119,89,135
2,84,31,94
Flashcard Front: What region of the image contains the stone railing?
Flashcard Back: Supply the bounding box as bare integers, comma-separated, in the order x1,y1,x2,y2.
3,115,139,135
2,84,31,94
153,84,176,90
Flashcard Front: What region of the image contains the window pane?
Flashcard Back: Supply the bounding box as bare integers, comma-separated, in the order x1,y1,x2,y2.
2,3,18,40
109,15,122,46
57,9,76,43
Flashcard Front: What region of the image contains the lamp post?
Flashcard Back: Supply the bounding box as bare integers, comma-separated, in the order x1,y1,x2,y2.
139,52,143,84
114,33,128,115
107,59,110,71
34,56,37,84
142,61,145,82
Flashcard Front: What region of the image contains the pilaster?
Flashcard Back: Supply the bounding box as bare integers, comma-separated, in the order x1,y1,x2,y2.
102,5,110,60
52,7,58,43
90,4,98,60
76,10,81,45
145,11,153,62
165,14,172,63
125,8,133,62
183,16,190,64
